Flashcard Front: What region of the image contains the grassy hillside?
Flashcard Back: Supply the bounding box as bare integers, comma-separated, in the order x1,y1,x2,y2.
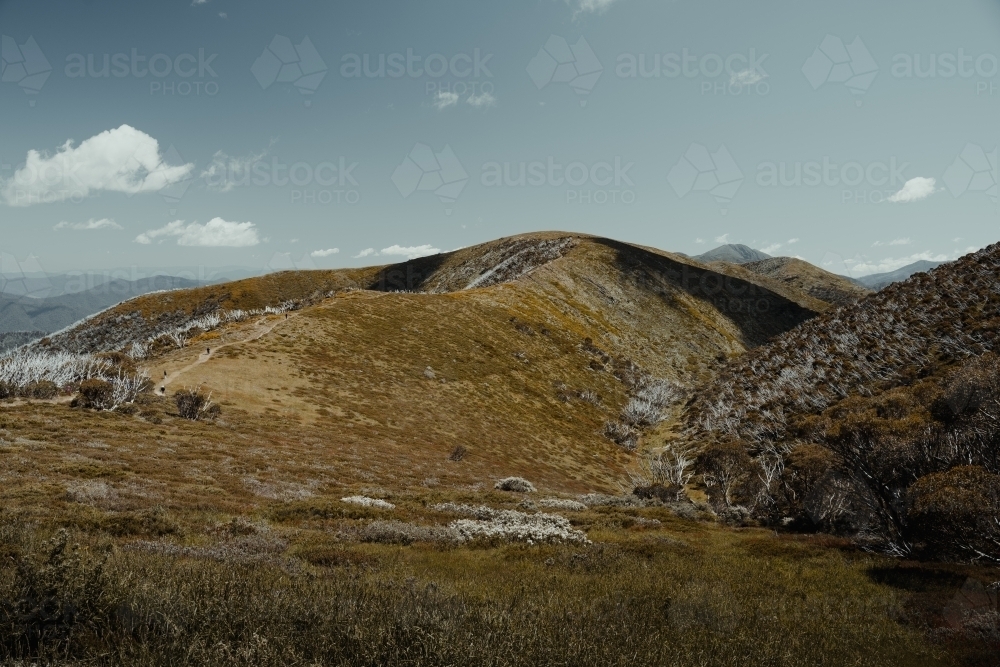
741,256,871,307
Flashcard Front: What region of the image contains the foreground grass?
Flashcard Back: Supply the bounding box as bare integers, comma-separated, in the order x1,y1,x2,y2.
0,512,965,667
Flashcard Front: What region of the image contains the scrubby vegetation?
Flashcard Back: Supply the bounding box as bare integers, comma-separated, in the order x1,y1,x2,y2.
174,388,220,421
0,509,981,667
680,245,1000,564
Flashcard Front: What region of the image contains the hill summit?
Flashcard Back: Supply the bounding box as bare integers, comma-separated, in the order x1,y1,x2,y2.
694,244,771,264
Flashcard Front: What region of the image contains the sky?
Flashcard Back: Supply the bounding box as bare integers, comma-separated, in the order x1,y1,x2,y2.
0,0,998,280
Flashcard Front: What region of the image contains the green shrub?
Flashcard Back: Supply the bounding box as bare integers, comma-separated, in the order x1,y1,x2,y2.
23,381,58,400
77,379,113,410
174,388,220,421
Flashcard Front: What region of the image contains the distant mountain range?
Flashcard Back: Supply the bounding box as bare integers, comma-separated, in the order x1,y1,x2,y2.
855,260,943,291
693,244,944,293
0,276,201,335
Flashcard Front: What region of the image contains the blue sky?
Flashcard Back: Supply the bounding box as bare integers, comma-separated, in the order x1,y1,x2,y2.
1,0,998,277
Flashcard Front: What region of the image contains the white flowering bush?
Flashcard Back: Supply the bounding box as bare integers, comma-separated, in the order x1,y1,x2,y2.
578,493,644,508
431,503,589,544
341,496,395,510
536,498,588,511
494,477,536,493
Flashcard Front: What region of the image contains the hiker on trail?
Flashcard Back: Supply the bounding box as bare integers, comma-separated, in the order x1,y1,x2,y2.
160,386,166,394
207,347,211,355
163,370,167,378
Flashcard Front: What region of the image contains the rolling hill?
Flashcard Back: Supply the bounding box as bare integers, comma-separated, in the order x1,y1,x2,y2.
693,243,771,264
10,232,834,496
740,257,871,307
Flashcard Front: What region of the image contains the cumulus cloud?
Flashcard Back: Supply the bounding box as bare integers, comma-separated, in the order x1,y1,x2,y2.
714,234,730,244
380,244,441,259
311,248,340,258
433,91,460,110
694,238,705,244
1,125,193,207
888,176,938,203
466,91,497,108
135,218,260,247
53,218,122,231
352,245,441,261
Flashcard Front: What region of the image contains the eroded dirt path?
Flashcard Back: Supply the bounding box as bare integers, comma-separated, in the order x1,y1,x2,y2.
157,314,297,392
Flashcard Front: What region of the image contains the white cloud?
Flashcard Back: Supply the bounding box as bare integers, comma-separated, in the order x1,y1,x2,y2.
1,125,193,206
888,176,938,203
433,91,459,110
694,238,705,244
311,248,340,258
467,91,497,108
761,243,782,254
135,218,260,247
219,12,227,18
435,90,497,111
351,245,442,261
380,244,441,259
53,218,122,231
873,238,914,247
569,0,621,14
730,69,764,86
787,238,799,245
714,234,730,244
201,150,267,192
